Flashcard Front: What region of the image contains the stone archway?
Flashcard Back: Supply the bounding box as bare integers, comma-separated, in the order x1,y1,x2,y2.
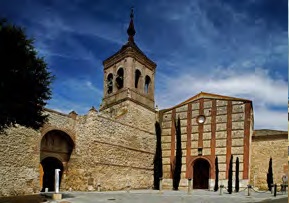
41,157,64,191
193,158,210,189
40,130,74,191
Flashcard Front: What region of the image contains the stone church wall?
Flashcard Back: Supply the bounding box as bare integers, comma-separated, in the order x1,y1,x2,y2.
160,98,253,189
250,132,288,190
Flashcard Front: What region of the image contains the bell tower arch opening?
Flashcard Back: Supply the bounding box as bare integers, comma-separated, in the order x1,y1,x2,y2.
40,130,74,192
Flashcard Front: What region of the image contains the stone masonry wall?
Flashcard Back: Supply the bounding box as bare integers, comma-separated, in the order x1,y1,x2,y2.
0,126,40,196
0,108,155,196
100,100,156,133
61,110,155,191
250,134,287,190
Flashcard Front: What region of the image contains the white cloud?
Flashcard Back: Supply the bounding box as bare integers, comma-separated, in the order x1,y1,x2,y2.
155,67,287,130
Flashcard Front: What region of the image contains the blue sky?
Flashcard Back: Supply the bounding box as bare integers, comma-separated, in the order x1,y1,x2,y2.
1,0,288,130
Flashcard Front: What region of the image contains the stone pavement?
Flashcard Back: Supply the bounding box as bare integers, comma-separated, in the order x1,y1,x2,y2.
42,189,288,203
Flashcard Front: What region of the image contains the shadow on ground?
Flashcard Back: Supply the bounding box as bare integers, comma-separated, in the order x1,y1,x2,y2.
0,193,75,203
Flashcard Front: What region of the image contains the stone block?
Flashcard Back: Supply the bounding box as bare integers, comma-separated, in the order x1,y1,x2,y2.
232,121,244,130
231,147,244,154
191,118,198,126
203,124,211,132
216,131,227,139
191,133,198,141
216,100,228,106
176,112,187,120
181,134,187,142
181,127,187,134
232,101,244,105
163,155,171,165
232,138,244,146
216,123,227,131
232,113,245,122
205,116,211,124
192,110,199,117
216,140,227,147
176,105,188,112
191,103,199,110
215,147,227,155
204,101,212,108
203,148,211,156
204,109,211,116
162,128,171,136
219,172,226,180
203,132,211,140
191,126,198,133
216,115,227,123
162,143,171,150
218,155,226,163
218,163,227,171
52,193,62,200
203,140,211,148
162,121,172,128
162,151,171,158
191,141,198,148
191,148,198,156
217,106,227,115
162,114,172,122
180,119,187,127
162,135,171,143
163,157,170,164
232,104,245,113
231,130,244,138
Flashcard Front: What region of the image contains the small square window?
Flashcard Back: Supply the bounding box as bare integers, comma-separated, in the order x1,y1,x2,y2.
198,148,203,156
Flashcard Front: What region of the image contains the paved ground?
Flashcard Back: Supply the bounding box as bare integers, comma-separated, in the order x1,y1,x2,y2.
0,190,287,203
46,189,287,203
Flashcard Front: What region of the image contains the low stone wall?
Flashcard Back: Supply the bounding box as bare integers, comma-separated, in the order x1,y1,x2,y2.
250,132,288,190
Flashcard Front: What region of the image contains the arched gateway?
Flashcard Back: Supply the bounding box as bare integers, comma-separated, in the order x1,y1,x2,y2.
193,158,210,189
40,130,74,191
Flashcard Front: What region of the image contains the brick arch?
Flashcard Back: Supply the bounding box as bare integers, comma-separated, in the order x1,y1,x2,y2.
188,156,214,179
41,153,65,163
40,125,76,145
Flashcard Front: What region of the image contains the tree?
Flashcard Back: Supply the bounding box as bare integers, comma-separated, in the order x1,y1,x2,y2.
153,121,163,190
267,157,273,191
0,19,53,132
227,155,233,194
235,157,239,192
173,116,182,190
214,156,219,192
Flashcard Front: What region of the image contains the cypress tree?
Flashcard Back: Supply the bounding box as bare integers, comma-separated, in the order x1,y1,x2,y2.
267,157,273,191
214,156,219,191
227,155,233,194
235,157,239,192
173,117,182,190
153,121,163,190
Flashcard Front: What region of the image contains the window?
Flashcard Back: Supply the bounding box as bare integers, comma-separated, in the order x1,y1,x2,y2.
135,69,141,88
116,68,124,89
198,148,203,156
144,75,151,93
107,73,113,94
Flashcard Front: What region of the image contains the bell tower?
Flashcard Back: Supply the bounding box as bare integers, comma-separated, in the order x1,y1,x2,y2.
99,8,157,131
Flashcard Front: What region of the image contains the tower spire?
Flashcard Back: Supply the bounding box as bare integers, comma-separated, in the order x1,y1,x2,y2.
127,7,136,42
